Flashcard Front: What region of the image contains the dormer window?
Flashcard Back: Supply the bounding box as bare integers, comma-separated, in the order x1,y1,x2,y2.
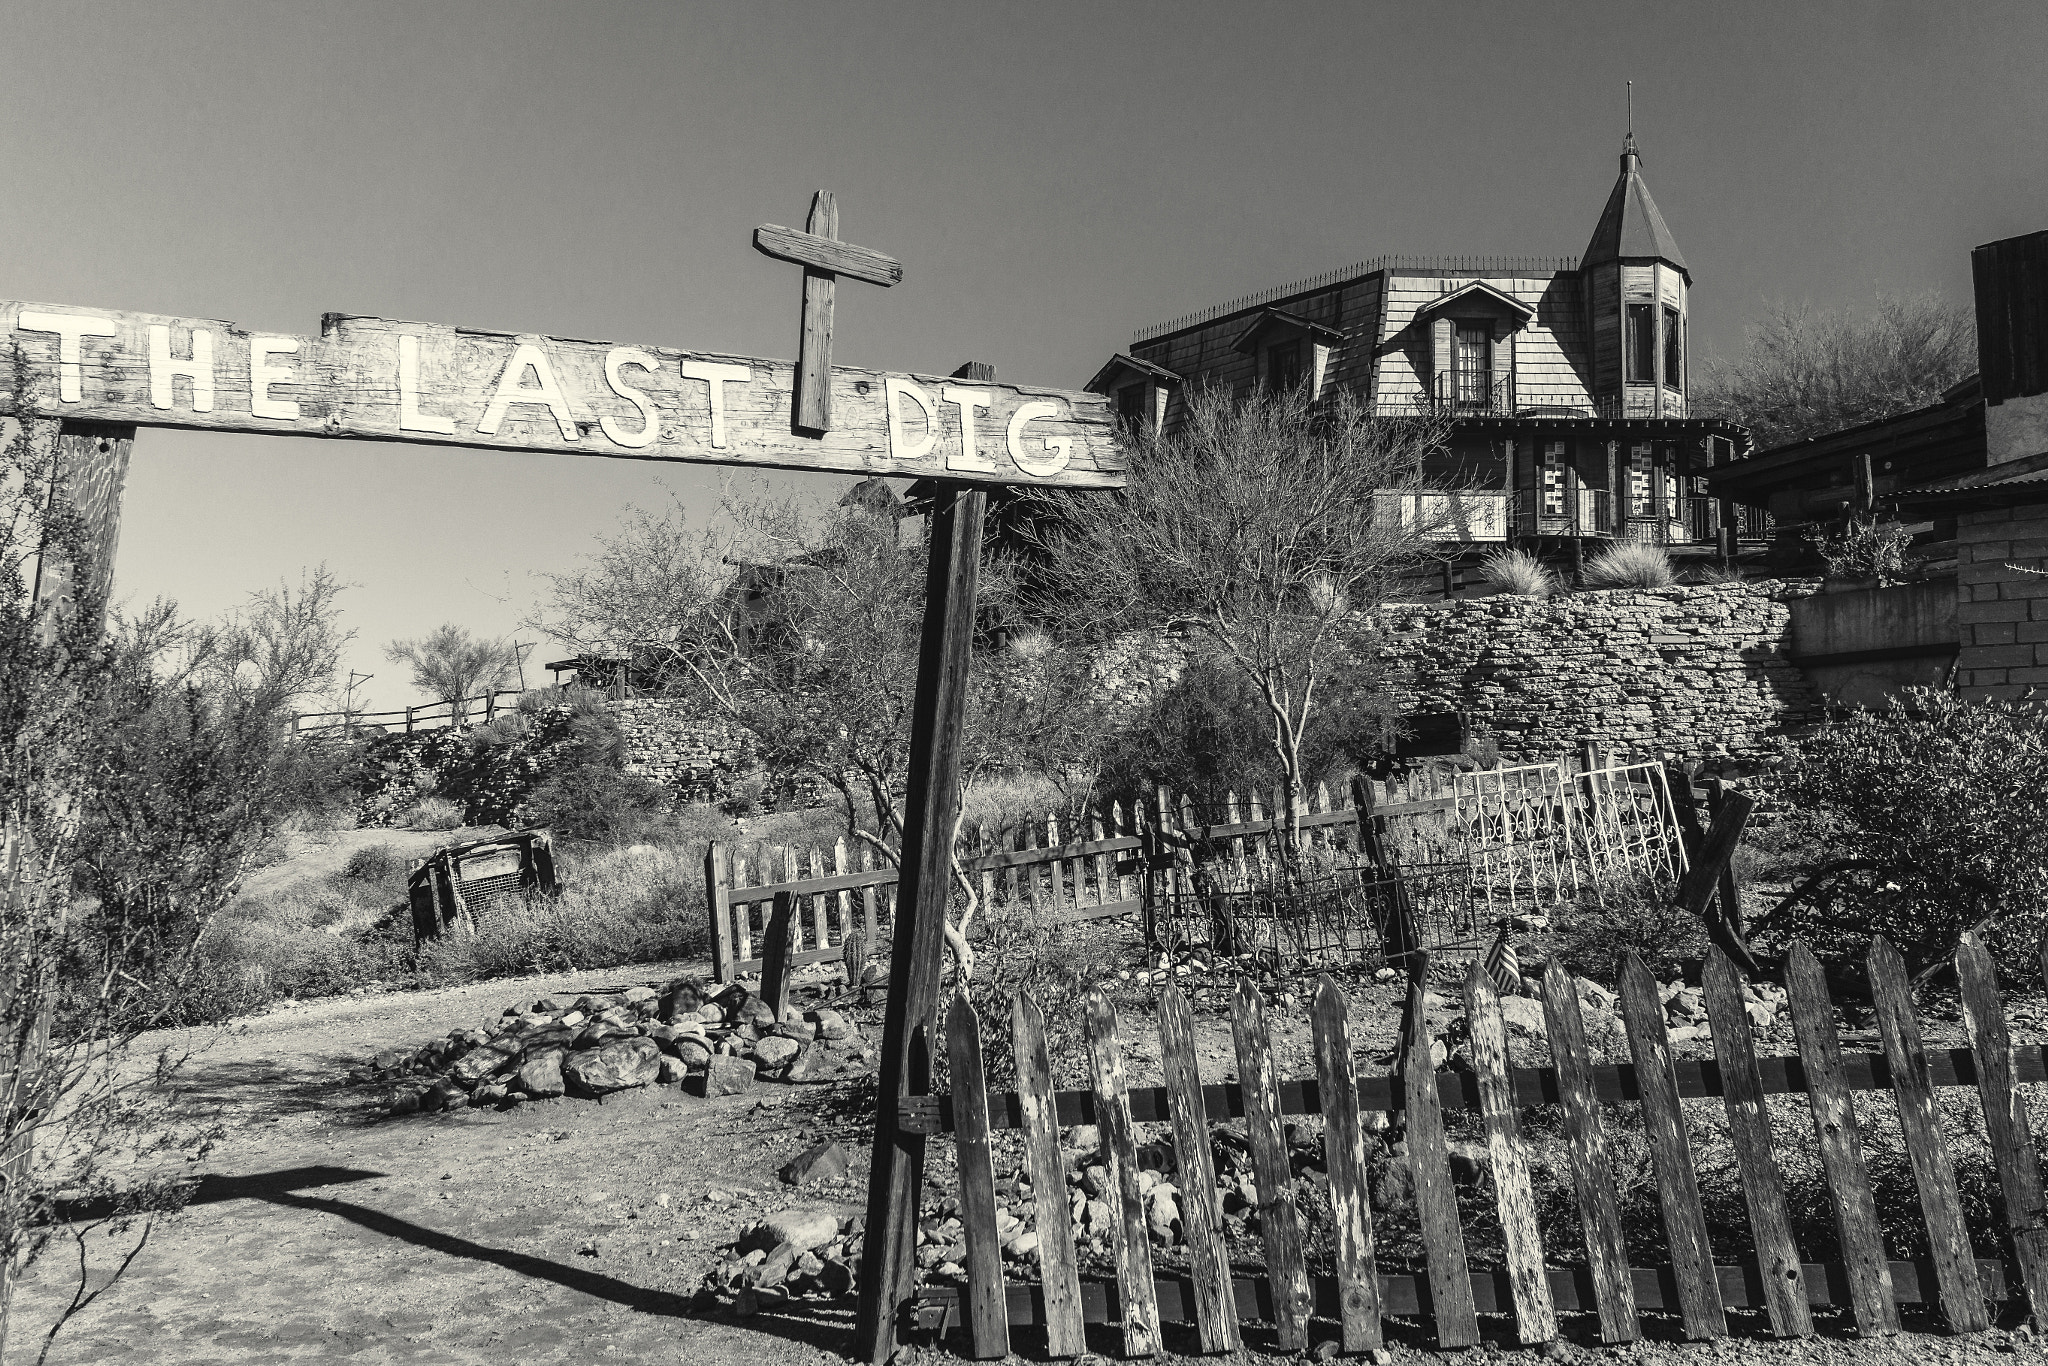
1265,339,1305,392
1231,309,1342,400
1086,352,1180,434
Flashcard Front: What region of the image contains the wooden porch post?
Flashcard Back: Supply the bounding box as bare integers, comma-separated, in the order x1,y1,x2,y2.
855,370,991,1363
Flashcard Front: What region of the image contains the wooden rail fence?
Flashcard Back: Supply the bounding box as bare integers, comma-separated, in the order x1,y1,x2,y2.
899,934,2045,1356
292,687,528,737
707,758,1688,984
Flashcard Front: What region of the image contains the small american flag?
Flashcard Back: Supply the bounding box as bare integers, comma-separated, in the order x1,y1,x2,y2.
1483,920,1521,996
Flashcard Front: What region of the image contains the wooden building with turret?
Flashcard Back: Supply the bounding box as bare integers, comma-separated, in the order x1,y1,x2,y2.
1086,138,1764,590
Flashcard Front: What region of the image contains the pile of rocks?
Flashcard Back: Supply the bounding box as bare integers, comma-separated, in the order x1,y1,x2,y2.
1659,975,1789,1039
355,978,870,1114
705,1205,865,1315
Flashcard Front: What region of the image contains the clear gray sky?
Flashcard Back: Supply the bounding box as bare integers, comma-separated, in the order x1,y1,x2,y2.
5,1,2043,711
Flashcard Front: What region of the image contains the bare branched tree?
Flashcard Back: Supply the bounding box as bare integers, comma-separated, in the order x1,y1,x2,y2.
529,486,1109,979
1695,290,1977,451
1022,384,1453,849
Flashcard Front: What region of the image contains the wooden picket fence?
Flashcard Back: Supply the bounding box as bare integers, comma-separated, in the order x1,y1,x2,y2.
903,934,2046,1356
705,756,1688,984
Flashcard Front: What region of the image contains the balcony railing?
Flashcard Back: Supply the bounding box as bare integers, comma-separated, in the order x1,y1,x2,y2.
1434,372,1515,416
1685,495,1717,544
1369,389,1708,422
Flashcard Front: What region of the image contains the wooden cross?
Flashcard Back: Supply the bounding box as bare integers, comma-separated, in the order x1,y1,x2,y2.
754,190,903,433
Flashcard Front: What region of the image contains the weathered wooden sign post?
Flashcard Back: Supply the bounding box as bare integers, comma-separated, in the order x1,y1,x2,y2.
0,193,1123,1363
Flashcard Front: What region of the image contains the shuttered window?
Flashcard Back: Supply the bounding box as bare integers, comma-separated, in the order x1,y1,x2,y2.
1629,443,1654,518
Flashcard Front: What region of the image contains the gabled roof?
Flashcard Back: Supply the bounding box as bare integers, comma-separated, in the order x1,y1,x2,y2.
1228,308,1345,356
1086,352,1181,394
1582,137,1689,280
1414,280,1535,322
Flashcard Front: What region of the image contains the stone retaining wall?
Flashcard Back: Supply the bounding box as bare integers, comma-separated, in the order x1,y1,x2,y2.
1084,579,1827,764
608,580,1831,796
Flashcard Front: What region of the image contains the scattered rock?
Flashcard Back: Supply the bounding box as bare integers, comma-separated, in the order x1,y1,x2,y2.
780,1140,850,1186
563,1038,662,1096
656,1055,689,1085
517,1048,567,1099
753,1036,801,1069
749,1207,840,1254
1498,995,1547,1037
707,1055,758,1095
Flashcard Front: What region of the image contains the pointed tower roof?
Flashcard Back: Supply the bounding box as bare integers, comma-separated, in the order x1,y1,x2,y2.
1582,135,1688,280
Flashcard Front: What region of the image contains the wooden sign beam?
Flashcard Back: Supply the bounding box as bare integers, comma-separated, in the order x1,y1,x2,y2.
0,300,1123,490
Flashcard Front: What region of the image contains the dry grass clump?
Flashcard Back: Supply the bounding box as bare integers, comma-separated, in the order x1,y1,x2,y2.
398,796,464,830
1582,542,1676,589
1475,548,1561,597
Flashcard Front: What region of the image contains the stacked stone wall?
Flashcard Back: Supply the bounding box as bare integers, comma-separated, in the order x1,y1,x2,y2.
606,580,1831,797
1082,579,1827,764
609,698,753,800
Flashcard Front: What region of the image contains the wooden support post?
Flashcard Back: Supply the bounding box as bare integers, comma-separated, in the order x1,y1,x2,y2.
1350,777,1418,982
855,476,987,1365
705,843,734,984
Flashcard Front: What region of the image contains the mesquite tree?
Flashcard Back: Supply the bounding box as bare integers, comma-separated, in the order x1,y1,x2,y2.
1024,384,1452,849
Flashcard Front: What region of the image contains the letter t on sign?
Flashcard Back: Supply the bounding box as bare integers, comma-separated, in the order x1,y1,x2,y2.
754,191,903,432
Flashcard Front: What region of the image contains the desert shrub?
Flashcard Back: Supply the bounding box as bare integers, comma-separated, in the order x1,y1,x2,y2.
963,896,1132,1092
1582,542,1676,589
399,796,464,831
1774,688,2048,977
1549,873,1703,983
1475,548,1559,596
340,843,405,882
1096,651,1400,810
1804,516,1918,583
1687,562,1747,585
521,763,668,844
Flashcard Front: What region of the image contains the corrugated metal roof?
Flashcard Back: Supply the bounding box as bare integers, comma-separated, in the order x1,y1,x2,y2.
1582,139,1688,278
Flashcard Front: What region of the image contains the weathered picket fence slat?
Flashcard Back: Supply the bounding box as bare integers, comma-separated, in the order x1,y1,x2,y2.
1084,988,1159,1358
1617,952,1724,1341
946,992,1008,1359
908,937,2033,1355
1957,933,2048,1316
1462,965,1555,1345
1310,975,1383,1351
1540,964,1637,1343
1228,981,1311,1350
1011,998,1086,1357
1698,947,1812,1339
1402,968,1479,1347
1782,941,1898,1336
1868,936,1990,1332
1158,985,1239,1352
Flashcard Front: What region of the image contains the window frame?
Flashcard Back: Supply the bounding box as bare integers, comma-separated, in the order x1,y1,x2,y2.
1264,338,1305,393
1626,303,1656,384
1662,305,1683,391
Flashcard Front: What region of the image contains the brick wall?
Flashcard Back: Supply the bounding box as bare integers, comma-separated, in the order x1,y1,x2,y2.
1954,502,2048,699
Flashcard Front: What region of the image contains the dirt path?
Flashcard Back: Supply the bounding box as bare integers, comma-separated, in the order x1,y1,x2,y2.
9,963,2038,1365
